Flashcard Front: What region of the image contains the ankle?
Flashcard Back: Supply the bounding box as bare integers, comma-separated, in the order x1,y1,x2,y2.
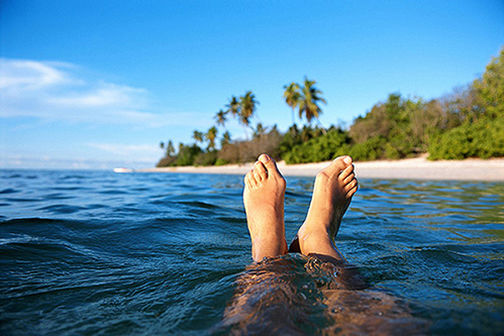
298,223,331,242
298,225,333,253
252,239,287,261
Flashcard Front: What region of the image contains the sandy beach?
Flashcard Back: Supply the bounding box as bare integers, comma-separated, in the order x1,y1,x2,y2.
136,155,504,181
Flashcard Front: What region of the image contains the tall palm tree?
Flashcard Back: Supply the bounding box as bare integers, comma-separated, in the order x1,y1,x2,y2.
298,77,327,124
226,96,240,118
205,126,218,150
192,130,204,144
283,82,301,125
239,91,258,137
166,140,175,156
214,109,227,127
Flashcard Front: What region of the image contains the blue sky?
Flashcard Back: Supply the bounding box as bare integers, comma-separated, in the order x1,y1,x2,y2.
1,0,503,169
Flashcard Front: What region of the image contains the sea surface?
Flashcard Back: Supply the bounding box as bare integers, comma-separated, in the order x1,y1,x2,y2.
0,169,503,335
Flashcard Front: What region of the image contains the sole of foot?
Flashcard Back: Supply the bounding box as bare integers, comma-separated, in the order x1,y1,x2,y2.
243,154,287,262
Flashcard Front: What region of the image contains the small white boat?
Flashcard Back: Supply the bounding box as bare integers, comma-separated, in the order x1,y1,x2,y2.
113,168,133,173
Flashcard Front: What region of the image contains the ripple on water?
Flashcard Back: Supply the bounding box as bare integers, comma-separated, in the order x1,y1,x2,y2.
0,171,502,335
0,188,18,194
38,204,85,214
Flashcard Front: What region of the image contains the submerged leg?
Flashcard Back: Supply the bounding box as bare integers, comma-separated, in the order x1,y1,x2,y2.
243,154,287,262
223,155,427,334
221,258,314,335
290,155,358,260
222,154,311,334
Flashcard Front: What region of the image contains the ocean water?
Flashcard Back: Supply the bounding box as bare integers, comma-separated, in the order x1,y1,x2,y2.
0,169,503,335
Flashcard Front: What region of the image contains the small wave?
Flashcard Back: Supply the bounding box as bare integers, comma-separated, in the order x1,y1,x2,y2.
0,217,63,225
38,204,84,214
178,200,219,209
0,188,18,194
5,197,42,202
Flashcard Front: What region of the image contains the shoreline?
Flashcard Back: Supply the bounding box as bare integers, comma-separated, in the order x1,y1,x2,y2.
135,156,504,181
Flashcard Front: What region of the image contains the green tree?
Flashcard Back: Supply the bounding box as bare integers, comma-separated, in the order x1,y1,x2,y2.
159,141,164,149
214,109,227,127
239,91,258,128
298,78,327,124
238,91,259,138
175,143,202,166
221,131,232,147
226,96,240,118
166,140,175,156
283,82,301,125
473,47,504,119
205,126,218,150
253,123,267,138
192,130,204,144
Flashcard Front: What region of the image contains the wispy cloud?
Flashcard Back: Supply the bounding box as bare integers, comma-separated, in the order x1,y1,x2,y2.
0,58,202,126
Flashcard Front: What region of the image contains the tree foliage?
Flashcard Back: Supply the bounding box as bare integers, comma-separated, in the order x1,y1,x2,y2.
283,128,350,164
283,82,301,125
157,47,504,167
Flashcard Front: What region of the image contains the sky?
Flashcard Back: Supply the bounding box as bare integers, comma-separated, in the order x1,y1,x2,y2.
1,0,503,169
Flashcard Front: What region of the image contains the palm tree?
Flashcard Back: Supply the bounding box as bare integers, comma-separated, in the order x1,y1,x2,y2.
226,96,240,118
283,82,301,125
298,77,327,124
205,126,218,150
253,123,267,138
239,91,258,138
166,140,175,156
192,130,204,144
221,131,232,146
214,109,227,127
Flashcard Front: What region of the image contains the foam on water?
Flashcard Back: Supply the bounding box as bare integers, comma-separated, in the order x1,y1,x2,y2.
0,169,503,335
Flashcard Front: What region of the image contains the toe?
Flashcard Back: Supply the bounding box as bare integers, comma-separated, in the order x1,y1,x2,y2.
339,164,354,181
254,161,268,181
344,179,358,192
244,172,251,188
258,153,282,177
253,170,263,182
346,184,358,197
246,170,258,188
325,155,353,175
343,172,355,184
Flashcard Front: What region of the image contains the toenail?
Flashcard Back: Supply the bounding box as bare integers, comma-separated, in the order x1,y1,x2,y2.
259,154,270,162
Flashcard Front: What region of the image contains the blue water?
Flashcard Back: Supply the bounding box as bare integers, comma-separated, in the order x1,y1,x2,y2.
0,170,503,335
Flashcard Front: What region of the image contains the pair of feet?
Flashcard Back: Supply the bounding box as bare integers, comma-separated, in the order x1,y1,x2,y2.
243,154,358,262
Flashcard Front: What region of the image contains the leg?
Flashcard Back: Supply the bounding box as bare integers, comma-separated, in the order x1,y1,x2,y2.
243,154,287,262
290,155,358,259
221,154,308,334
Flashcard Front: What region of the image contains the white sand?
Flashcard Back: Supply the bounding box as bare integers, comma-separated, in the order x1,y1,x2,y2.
136,155,504,181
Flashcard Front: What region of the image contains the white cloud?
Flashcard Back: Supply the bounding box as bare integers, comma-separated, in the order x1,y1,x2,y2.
0,58,203,126
0,59,69,89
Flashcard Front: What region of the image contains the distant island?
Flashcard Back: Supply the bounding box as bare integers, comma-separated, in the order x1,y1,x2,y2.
157,47,504,168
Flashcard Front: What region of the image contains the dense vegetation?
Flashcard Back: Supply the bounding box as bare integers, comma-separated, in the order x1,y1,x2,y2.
157,48,504,167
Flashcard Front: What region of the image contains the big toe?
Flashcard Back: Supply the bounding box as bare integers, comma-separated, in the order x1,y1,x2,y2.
326,155,352,174
258,154,282,178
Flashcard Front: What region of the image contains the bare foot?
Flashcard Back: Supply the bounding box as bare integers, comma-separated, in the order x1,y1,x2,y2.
243,154,287,262
291,155,358,259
